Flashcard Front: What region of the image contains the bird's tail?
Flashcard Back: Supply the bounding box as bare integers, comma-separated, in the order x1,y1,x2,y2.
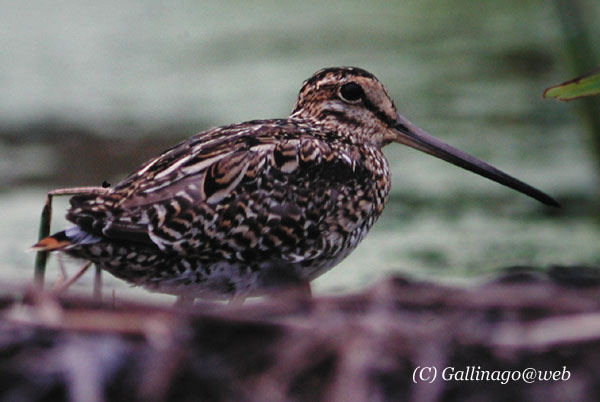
31,226,101,252
30,230,72,251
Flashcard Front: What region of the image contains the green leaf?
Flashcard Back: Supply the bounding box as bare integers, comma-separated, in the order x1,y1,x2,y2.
543,68,600,101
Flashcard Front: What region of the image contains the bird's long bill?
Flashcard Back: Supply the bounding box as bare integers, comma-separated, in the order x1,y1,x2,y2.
393,113,559,207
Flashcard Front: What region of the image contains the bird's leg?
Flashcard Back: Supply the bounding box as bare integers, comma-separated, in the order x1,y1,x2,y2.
53,261,92,294
55,254,68,289
34,186,110,288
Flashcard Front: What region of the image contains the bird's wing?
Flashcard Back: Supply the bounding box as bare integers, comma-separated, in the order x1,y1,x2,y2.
67,121,375,263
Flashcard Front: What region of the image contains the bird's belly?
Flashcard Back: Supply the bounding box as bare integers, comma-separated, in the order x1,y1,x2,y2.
65,218,375,300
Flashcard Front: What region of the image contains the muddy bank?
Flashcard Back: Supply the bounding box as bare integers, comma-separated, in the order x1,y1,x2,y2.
0,123,194,188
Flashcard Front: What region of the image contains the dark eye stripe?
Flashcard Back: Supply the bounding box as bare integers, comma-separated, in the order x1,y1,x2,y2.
362,97,396,128
318,109,361,128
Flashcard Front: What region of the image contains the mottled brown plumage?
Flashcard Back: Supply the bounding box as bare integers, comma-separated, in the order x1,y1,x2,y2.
33,67,558,301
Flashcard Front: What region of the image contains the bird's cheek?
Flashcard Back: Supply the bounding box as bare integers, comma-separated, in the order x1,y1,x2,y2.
380,129,400,146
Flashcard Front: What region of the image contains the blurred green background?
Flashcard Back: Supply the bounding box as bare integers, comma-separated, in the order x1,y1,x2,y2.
1,0,599,301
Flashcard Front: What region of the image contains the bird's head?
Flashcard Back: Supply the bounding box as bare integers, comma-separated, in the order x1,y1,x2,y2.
291,66,398,147
291,67,558,207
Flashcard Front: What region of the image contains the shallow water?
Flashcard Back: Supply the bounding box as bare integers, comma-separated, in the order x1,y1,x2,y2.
1,1,599,301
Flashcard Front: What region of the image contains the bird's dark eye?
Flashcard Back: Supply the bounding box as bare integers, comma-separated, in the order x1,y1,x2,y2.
339,82,364,103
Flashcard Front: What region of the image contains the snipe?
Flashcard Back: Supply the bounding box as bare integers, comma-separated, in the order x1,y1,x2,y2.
33,67,558,302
